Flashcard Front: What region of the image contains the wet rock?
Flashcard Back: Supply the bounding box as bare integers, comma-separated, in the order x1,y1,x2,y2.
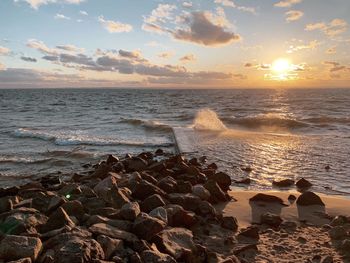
132,213,166,240
157,176,177,193
0,235,42,262
296,178,312,189
204,180,230,203
149,207,168,224
192,184,210,200
168,193,201,212
221,216,238,231
140,194,166,213
89,223,139,242
126,157,148,172
40,207,75,233
238,226,259,239
116,202,140,221
140,250,177,263
106,154,119,165
132,181,166,201
296,191,325,206
249,193,285,205
260,212,282,227
208,172,232,191
97,235,124,259
272,179,294,187
0,196,14,213
154,227,196,261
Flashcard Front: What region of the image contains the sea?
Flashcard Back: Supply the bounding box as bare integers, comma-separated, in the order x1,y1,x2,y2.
0,88,349,196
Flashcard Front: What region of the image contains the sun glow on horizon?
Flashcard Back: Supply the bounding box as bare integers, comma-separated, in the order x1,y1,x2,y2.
267,58,298,81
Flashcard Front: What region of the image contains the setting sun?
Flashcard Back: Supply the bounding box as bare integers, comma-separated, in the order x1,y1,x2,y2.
272,59,291,73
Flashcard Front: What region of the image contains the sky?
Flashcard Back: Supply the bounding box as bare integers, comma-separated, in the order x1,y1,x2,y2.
0,0,349,88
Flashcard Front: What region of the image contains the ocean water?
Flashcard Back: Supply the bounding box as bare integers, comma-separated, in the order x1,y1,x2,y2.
0,88,349,195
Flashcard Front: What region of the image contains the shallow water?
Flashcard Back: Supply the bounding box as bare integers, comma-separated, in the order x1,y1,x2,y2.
0,88,349,195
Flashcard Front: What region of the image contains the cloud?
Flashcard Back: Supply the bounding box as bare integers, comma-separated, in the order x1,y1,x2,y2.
244,62,253,67
305,19,347,37
79,10,88,16
21,56,37,62
0,46,10,55
14,0,84,10
56,44,85,53
172,11,241,46
144,4,177,24
287,40,320,53
323,61,347,72
182,2,192,8
158,51,175,59
55,13,70,20
285,10,303,22
274,0,302,8
98,16,133,33
179,54,196,63
215,0,235,7
0,62,5,70
326,46,336,54
119,49,142,59
27,39,58,55
215,0,256,14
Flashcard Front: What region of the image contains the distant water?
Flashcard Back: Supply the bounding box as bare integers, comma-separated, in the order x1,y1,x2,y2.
0,88,349,195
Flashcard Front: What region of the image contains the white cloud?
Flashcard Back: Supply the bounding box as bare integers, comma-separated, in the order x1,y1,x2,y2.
274,0,302,8
215,0,256,14
182,1,192,8
56,44,85,53
14,0,85,9
27,39,59,55
305,19,347,37
285,10,303,22
55,13,70,20
0,46,11,55
98,16,133,33
79,10,88,16
158,51,175,59
215,0,235,8
179,54,196,63
287,40,320,53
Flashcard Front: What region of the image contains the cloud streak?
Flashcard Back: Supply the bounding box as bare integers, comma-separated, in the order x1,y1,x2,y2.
98,16,133,33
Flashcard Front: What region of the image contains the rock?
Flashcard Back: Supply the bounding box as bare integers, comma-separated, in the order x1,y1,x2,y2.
149,207,168,224
40,207,75,233
221,216,238,231
106,154,119,165
89,223,139,243
154,227,196,260
330,215,349,226
126,157,148,172
235,178,251,185
296,178,312,189
168,193,201,212
204,180,230,203
93,174,118,198
340,239,350,254
7,258,32,263
296,191,325,206
288,194,297,202
157,176,177,193
176,181,193,193
97,235,124,259
132,213,166,240
207,163,218,170
155,149,164,155
0,196,14,213
0,235,42,262
238,226,259,239
117,202,140,221
321,255,334,263
92,163,111,179
241,167,253,173
140,194,166,213
260,212,282,227
61,200,85,221
107,186,130,209
192,185,210,200
140,250,177,263
208,172,232,191
272,179,294,187
197,201,217,217
329,226,347,240
139,172,158,185
86,215,132,231
132,181,166,201
249,193,285,205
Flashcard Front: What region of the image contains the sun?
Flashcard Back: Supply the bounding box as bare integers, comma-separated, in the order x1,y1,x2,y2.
272,58,291,73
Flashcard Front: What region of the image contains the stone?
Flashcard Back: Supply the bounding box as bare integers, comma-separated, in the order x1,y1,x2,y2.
235,178,251,185
92,163,111,179
165,205,196,228
58,183,82,196
238,226,259,239
154,227,196,260
157,176,177,193
221,216,238,231
330,215,349,226
93,175,118,198
97,235,124,259
204,180,229,203
86,215,132,231
0,196,13,213
249,193,285,205
106,154,119,165
61,200,85,221
126,157,148,172
192,184,210,200
117,202,140,221
296,178,312,189
89,223,139,243
260,212,283,227
340,239,350,254
197,201,217,217
140,194,166,213
149,207,168,224
321,256,334,263
329,226,347,240
140,250,177,263
176,181,193,193
272,179,294,187
7,258,32,263
140,172,158,185
40,207,75,233
132,181,166,201
208,172,232,191
109,186,130,209
0,235,42,262
132,213,166,240
296,192,325,206
168,193,201,212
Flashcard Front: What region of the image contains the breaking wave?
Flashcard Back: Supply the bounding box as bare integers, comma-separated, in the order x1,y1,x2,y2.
120,118,173,132
192,109,227,131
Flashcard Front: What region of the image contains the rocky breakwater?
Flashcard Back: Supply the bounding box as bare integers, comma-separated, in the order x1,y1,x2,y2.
0,150,243,263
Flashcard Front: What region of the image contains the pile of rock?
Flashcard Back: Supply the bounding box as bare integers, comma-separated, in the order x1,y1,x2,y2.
0,151,242,263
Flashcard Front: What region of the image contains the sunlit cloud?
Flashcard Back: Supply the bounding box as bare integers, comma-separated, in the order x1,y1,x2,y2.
56,44,85,53
158,51,175,59
98,16,133,33
287,40,320,53
0,46,11,55
285,10,303,22
305,19,348,37
182,1,193,8
79,10,88,16
326,46,337,54
179,54,196,63
55,13,71,20
274,0,302,8
14,0,85,9
215,0,257,14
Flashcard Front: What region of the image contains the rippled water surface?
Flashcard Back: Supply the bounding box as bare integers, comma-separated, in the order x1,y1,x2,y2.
0,88,349,195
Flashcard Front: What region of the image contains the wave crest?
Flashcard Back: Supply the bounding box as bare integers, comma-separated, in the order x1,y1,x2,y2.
120,118,173,132
192,109,227,131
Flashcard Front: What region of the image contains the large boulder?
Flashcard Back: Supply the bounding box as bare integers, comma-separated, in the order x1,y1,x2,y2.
296,192,325,206
0,235,42,262
296,178,312,189
140,194,166,213
249,193,285,205
168,193,201,212
208,172,232,191
132,213,166,240
40,207,75,233
154,227,196,261
204,180,229,203
132,181,166,201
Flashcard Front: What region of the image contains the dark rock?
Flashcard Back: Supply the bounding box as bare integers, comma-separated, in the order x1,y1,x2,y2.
126,157,148,172
176,181,193,193
89,223,139,242
296,178,312,189
192,184,210,200
204,180,230,203
330,215,349,226
109,186,130,209
97,235,124,260
221,216,238,231
272,179,294,187
340,239,350,254
197,201,217,217
155,149,164,156
329,226,347,240
132,213,166,240
139,172,158,185
0,235,42,262
61,200,85,221
207,163,218,170
106,154,119,165
260,212,283,227
288,194,297,202
149,207,168,224
40,207,75,233
157,176,177,193
140,250,177,263
235,178,251,185
249,193,285,205
58,183,82,197
116,202,140,221
296,191,325,206
132,181,166,201
140,194,166,213
0,196,14,213
208,172,232,191
238,226,259,239
93,174,118,198
241,167,253,173
168,193,201,212
86,215,132,231
321,256,334,263
92,163,111,179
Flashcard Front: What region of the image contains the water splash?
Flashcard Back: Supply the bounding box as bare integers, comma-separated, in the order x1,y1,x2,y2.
192,109,227,131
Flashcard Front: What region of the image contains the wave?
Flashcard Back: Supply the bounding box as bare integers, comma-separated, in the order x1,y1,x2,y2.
120,118,173,132
13,128,173,147
302,116,350,125
192,109,227,131
0,156,52,164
